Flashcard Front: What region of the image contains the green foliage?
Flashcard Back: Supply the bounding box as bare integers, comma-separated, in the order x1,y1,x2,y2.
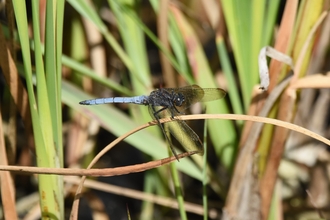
3,0,328,219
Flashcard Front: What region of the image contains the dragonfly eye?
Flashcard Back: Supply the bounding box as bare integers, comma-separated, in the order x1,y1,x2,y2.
174,93,185,106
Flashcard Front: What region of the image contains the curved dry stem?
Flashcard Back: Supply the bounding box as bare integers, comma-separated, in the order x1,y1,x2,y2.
0,114,328,174
65,176,218,217
0,151,196,176
0,113,328,219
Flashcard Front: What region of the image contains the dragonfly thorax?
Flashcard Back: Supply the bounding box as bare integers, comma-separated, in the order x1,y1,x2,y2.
147,88,184,108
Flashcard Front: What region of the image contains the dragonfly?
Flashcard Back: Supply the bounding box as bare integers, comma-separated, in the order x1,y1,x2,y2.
79,85,226,160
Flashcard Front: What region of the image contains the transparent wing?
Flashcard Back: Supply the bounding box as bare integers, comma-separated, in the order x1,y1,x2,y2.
148,105,178,157
163,85,226,110
167,118,204,155
199,88,227,102
149,105,203,157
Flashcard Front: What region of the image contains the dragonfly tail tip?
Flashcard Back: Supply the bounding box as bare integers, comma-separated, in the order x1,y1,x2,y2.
79,101,88,105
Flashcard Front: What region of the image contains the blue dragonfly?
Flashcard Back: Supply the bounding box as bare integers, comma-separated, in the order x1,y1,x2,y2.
80,85,226,160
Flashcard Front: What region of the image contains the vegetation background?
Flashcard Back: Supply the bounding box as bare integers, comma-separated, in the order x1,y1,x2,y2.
0,0,330,219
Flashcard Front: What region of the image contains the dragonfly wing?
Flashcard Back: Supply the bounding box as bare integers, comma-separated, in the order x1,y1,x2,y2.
148,105,179,158
199,88,226,102
165,85,226,111
180,85,226,103
182,84,205,106
161,85,203,111
171,85,205,110
166,118,204,155
149,105,203,156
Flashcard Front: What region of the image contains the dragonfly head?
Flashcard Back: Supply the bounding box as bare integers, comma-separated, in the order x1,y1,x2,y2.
174,93,185,106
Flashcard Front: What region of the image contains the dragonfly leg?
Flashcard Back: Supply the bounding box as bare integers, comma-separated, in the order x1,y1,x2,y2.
153,105,177,119
151,106,179,161
153,106,168,116
172,106,183,115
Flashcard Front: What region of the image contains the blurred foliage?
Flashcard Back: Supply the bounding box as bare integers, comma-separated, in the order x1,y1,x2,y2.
0,0,330,219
